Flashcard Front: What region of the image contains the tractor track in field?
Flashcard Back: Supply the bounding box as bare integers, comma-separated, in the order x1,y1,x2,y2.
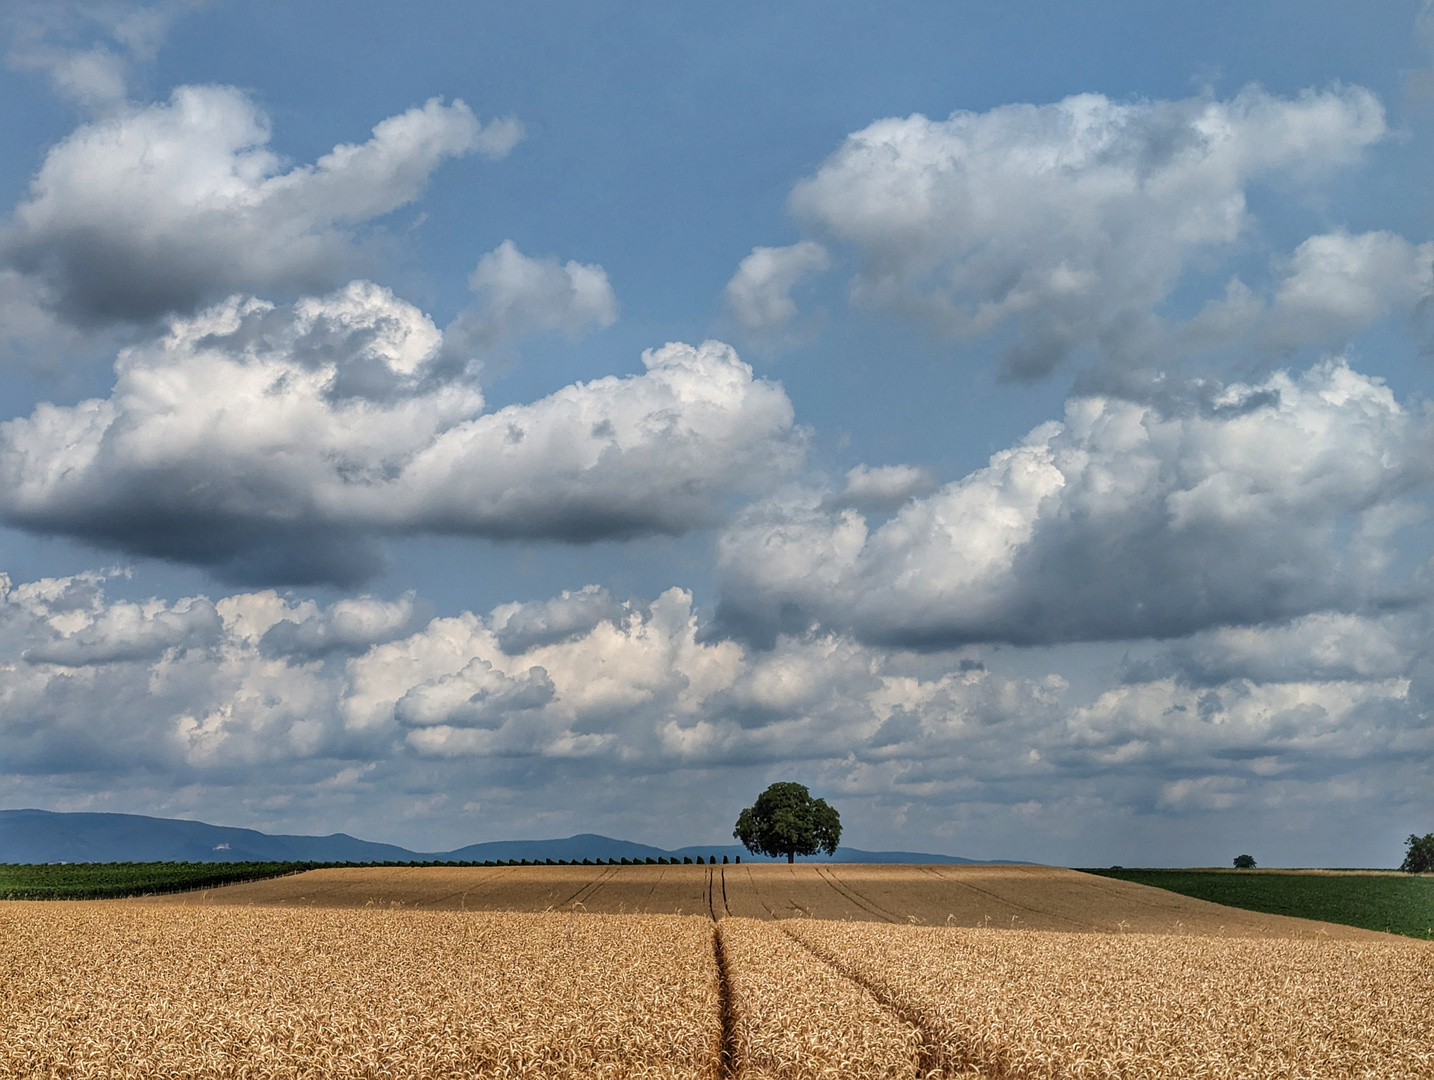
711,921,738,1078
707,870,736,1077
918,866,1086,929
774,923,967,1079
742,864,779,920
559,865,618,910
814,865,902,923
705,866,731,921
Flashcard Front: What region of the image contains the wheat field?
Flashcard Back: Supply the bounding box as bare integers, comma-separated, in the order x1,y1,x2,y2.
4,895,1434,1078
149,862,1391,938
716,917,921,1079
0,903,721,1079
782,917,1434,1079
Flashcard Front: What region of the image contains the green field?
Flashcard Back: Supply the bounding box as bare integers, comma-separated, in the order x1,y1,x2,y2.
0,862,325,900
1082,868,1434,939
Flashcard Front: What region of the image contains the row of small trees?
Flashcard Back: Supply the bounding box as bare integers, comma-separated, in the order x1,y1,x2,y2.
473,856,735,866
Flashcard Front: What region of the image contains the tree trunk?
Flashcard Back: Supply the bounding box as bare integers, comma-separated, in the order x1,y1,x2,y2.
787,852,794,864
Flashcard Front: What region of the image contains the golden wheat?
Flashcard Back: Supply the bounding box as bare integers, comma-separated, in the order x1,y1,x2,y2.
716,917,920,1079
0,902,720,1079
156,863,1386,938
784,918,1434,1079
7,897,1432,1080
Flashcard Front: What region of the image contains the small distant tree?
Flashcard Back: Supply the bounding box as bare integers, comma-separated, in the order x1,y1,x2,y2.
733,782,841,864
1233,854,1256,869
1401,833,1434,874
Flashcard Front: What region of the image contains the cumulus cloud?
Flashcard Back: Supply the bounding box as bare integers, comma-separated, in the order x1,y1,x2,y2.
1177,230,1434,357
788,86,1386,376
0,575,350,778
1122,611,1420,688
1261,231,1434,350
0,85,517,336
395,659,556,733
4,570,1428,863
24,596,220,666
723,241,831,336
258,593,418,661
444,241,618,362
717,361,1434,648
1067,671,1412,796
490,586,629,654
825,463,938,513
0,285,801,583
4,1,193,111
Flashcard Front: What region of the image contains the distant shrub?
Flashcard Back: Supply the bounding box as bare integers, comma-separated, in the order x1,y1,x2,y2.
1233,855,1257,869
683,856,693,864
722,855,729,864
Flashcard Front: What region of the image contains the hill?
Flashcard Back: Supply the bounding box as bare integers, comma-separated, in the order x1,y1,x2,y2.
0,809,1000,865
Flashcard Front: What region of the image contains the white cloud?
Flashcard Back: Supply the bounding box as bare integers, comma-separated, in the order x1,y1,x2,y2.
395,658,555,732
4,1,191,110
826,463,938,513
24,596,220,666
723,241,831,335
447,240,618,358
1179,230,1434,356
0,85,516,333
3,570,1428,863
490,585,629,654
788,86,1386,376
717,360,1433,647
258,593,419,660
0,285,801,583
1133,611,1420,687
1069,672,1411,789
0,574,354,775
1261,230,1434,350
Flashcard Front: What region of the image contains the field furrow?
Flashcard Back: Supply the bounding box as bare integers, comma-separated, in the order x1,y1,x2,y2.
0,904,721,1079
784,919,1434,1079
717,918,921,1079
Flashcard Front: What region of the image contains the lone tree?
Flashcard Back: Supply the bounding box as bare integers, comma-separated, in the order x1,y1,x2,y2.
733,782,841,864
1233,854,1257,869
1402,833,1434,874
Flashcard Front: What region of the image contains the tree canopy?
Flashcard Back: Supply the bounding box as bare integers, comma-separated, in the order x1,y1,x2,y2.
1233,854,1256,869
1401,833,1434,874
733,782,841,864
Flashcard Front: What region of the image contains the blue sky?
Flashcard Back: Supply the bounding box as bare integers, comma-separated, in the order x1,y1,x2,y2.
1,1,1432,866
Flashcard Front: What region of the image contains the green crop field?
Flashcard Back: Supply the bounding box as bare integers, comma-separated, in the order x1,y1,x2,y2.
1081,868,1434,939
0,861,323,900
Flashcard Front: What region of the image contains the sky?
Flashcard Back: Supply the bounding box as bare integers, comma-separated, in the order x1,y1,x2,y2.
1,1,1432,867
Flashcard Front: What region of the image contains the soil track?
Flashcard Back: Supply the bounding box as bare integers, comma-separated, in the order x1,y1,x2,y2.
145,863,1388,938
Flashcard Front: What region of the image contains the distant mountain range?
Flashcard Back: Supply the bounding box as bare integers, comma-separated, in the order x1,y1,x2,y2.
0,808,1016,865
